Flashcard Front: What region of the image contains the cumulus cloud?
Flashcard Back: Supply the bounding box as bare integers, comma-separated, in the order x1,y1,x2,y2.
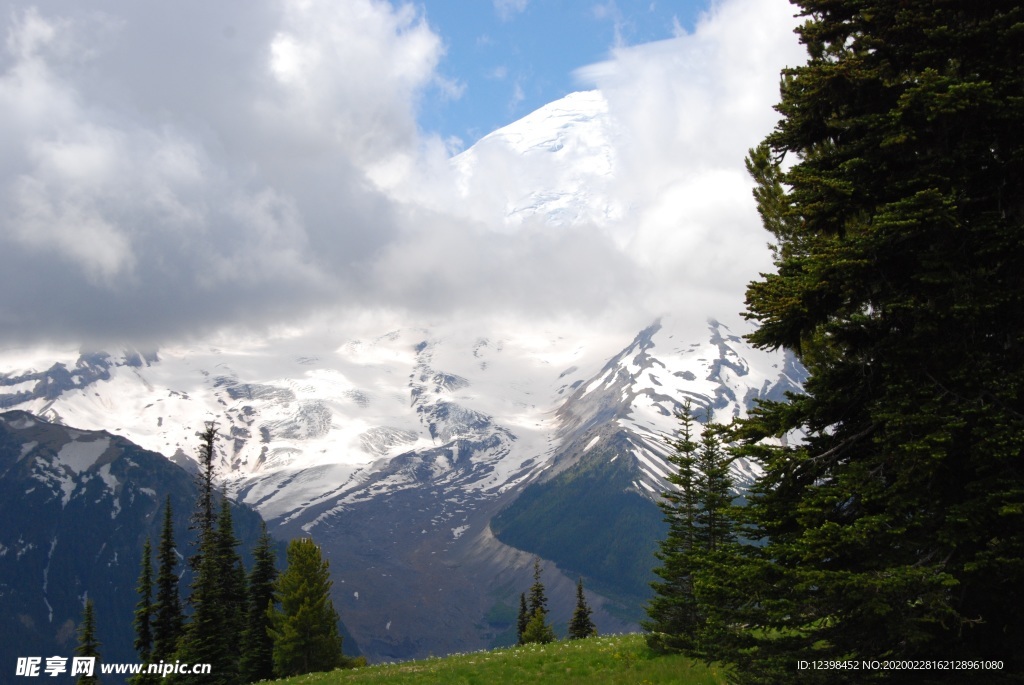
0,0,433,346
0,0,803,349
575,0,807,319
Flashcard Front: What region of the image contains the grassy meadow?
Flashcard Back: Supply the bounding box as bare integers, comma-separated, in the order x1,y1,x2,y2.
267,633,729,685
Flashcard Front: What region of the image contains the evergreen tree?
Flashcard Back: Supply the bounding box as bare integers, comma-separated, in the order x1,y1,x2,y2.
644,406,701,652
567,577,596,639
526,558,548,618
269,538,345,677
177,498,247,685
520,608,556,645
516,593,528,646
215,499,249,668
133,539,154,664
689,423,743,661
240,522,278,683
151,498,183,663
520,559,555,644
645,409,740,658
693,425,735,553
727,1,1024,680
75,599,101,684
188,422,218,575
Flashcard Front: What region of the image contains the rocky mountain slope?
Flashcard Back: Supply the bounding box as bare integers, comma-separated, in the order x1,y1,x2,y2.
0,411,272,682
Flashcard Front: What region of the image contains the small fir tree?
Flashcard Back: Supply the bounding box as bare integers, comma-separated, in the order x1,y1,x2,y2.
645,409,739,657
269,538,345,677
567,577,597,639
75,599,101,685
527,558,548,618
516,593,528,646
240,522,278,683
520,608,555,644
520,559,555,644
693,425,735,553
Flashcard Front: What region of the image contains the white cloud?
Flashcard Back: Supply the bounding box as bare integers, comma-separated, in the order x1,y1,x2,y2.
572,0,805,319
0,0,804,349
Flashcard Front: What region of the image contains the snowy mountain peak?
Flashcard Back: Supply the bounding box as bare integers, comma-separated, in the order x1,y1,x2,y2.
452,90,625,228
551,317,805,492
470,90,611,157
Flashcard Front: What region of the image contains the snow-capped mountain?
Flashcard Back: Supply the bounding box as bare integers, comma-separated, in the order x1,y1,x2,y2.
552,318,805,491
451,90,626,229
0,88,802,661
0,315,801,660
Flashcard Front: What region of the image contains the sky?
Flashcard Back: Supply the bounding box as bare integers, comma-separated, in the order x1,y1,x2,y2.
416,1,706,148
0,0,806,350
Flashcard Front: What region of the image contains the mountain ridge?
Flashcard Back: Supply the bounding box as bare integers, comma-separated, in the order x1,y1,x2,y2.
0,410,276,683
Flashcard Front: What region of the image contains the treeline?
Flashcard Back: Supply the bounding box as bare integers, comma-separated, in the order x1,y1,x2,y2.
128,424,359,684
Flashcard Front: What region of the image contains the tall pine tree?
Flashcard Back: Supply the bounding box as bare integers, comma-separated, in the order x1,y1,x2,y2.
133,539,154,665
726,1,1024,681
516,593,529,646
177,497,248,685
151,498,183,664
188,422,218,575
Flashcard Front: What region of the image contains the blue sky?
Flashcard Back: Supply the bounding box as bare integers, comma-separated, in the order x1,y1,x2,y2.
418,1,707,147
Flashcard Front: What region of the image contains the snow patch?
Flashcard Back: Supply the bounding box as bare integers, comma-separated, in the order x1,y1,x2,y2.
60,476,77,506
97,465,121,518
56,437,109,474
97,463,119,492
633,448,671,482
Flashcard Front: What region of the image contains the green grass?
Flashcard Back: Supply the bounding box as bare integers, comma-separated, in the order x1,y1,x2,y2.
268,634,729,685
